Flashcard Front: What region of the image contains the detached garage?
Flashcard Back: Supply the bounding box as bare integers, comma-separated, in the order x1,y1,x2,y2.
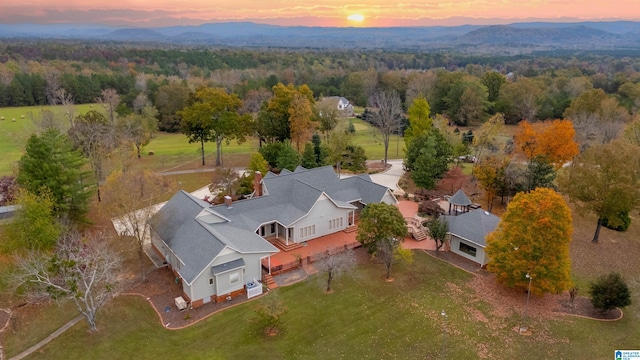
444,209,500,267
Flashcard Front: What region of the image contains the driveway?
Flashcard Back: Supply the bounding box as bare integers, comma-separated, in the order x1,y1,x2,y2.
368,159,405,194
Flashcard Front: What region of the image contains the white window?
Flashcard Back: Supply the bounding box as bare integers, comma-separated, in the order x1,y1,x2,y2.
299,225,316,239
229,272,240,285
329,217,343,230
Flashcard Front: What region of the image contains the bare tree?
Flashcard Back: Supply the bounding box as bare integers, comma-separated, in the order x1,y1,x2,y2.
43,68,61,105
13,231,122,331
68,110,120,201
208,168,241,200
368,90,404,165
97,88,121,124
52,88,75,126
102,169,175,282
315,250,356,293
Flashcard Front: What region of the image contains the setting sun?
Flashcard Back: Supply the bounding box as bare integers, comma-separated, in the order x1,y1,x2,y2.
347,14,365,22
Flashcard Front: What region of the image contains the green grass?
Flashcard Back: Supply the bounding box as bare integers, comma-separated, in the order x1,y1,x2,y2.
0,104,101,175
348,118,405,161
2,300,79,358
7,251,639,359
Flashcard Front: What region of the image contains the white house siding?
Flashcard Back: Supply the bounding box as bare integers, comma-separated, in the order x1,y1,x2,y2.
382,192,398,205
189,251,266,302
292,198,350,243
150,230,181,270
449,235,487,266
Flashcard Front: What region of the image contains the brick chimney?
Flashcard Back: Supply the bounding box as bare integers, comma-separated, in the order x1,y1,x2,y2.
224,195,232,208
254,171,263,197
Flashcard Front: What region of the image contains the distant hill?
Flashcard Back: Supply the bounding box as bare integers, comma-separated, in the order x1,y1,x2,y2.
1,21,640,51
455,25,620,47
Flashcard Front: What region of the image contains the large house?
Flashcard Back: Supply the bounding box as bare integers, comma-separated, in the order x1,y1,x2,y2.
149,165,397,307
444,208,500,267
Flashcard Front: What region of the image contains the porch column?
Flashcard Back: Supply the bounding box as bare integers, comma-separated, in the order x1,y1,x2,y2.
286,227,289,245
268,256,271,275
276,223,279,239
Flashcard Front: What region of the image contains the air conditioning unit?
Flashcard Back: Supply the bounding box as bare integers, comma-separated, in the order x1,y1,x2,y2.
174,296,187,311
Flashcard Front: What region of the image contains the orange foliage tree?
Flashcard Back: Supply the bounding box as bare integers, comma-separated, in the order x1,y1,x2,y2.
514,120,579,168
472,155,508,212
485,188,573,295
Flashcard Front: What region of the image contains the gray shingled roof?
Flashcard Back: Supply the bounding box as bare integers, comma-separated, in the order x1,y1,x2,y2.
149,166,395,284
211,258,245,275
149,191,278,284
449,189,472,206
444,209,500,247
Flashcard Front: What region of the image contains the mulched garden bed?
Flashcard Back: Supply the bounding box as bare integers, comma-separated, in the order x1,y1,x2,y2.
125,267,261,329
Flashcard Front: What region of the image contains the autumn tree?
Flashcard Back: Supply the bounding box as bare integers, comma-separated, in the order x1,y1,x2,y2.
486,188,573,295
558,140,640,243
17,128,94,221
497,77,545,123
289,92,317,152
514,120,579,168
368,90,404,165
444,76,490,126
473,155,508,212
117,104,159,159
472,113,504,161
154,81,191,132
316,99,340,138
180,87,253,166
0,175,17,206
14,231,122,331
3,189,61,253
623,116,640,146
563,88,630,147
248,152,269,176
315,250,356,293
326,122,354,176
102,169,176,281
404,96,432,148
256,83,315,143
357,203,409,280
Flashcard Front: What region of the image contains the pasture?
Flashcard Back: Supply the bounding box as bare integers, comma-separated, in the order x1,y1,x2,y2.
0,104,100,175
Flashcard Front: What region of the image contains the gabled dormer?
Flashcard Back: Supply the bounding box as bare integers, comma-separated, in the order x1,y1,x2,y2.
196,208,230,224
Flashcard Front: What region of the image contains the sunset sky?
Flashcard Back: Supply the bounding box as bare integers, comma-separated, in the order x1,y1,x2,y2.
0,1,639,27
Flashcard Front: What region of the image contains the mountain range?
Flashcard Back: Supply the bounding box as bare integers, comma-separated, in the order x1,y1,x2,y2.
2,21,640,51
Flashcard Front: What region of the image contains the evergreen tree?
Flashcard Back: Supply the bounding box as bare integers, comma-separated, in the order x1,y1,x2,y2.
17,129,94,222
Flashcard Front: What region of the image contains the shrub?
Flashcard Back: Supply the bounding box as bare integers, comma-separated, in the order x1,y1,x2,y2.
589,272,631,313
600,211,631,232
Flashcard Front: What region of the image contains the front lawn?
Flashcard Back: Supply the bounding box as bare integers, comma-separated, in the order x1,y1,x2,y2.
8,250,638,359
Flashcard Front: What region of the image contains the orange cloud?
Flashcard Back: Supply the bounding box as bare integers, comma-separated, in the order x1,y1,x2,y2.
0,0,639,26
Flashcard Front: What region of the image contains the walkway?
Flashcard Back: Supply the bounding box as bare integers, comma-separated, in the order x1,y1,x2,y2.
9,316,83,360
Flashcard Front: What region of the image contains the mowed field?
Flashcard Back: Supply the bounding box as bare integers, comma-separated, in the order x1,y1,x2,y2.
0,104,101,175
0,106,404,177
